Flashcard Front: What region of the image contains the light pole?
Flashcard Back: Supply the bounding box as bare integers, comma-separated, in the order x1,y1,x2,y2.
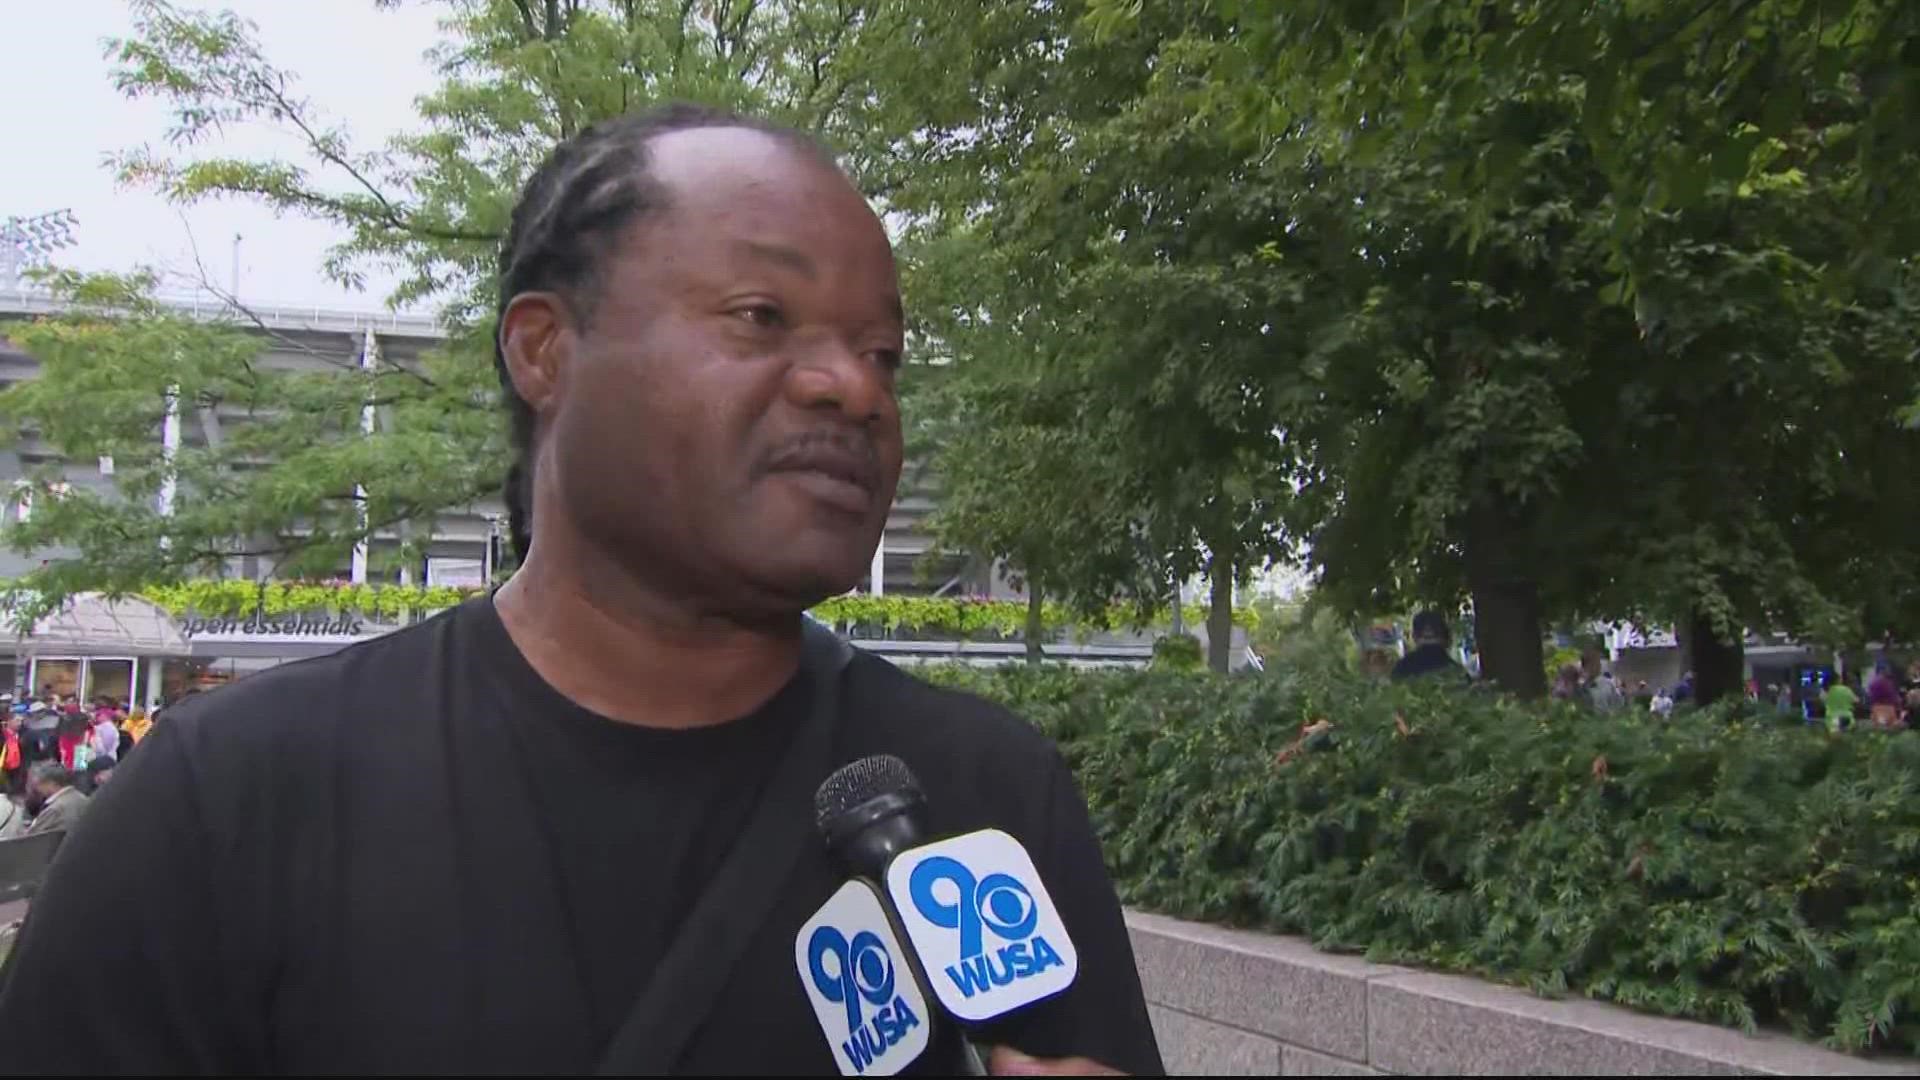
1,209,79,290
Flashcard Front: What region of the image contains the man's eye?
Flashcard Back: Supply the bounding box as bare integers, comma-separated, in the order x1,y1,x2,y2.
732,304,785,329
872,349,904,371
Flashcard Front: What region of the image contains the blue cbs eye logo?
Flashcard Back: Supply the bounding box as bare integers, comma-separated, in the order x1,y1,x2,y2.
808,926,897,1031
907,855,1038,960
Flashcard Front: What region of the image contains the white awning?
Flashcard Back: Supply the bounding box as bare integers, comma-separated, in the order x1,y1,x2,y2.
14,592,191,657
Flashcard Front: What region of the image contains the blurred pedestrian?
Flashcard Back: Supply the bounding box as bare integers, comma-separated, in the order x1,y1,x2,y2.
1868,665,1902,729
1391,611,1469,684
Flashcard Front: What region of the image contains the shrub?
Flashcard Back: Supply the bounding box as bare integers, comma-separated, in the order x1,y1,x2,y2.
919,661,1920,1054
1150,633,1204,671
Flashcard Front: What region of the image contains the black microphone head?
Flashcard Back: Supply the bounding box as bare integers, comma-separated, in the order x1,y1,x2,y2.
815,754,928,879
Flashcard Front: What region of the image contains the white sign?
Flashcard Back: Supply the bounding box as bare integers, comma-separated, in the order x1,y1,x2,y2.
426,557,487,589
795,880,931,1076
884,829,1078,1023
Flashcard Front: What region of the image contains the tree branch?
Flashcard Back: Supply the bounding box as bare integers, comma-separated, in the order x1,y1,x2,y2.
241,69,497,244
175,221,439,392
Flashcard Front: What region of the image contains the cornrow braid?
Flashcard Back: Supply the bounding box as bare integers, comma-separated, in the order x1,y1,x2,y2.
492,102,833,564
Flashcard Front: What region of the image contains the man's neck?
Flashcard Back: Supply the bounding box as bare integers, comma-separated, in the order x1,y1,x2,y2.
493,546,805,730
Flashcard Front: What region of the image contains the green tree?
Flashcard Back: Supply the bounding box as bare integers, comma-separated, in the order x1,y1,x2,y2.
885,3,1308,672
1082,2,1920,699
1088,0,1920,269
1280,74,1920,700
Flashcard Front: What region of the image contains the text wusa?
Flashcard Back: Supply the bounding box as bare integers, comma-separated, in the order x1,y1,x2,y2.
906,856,1066,1000
807,925,923,1074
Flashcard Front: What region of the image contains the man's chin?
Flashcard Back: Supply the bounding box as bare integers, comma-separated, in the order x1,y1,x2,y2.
739,551,871,612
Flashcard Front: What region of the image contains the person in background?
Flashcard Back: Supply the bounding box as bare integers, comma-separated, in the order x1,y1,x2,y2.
1,712,21,798
1867,664,1902,729
1670,670,1695,706
56,713,92,772
22,701,58,764
0,785,25,840
88,707,121,765
1650,687,1675,717
1588,669,1624,710
1904,687,1920,730
1823,675,1858,733
1773,683,1794,714
1391,611,1470,683
1632,680,1653,711
1551,663,1584,702
120,705,151,746
83,755,116,792
23,762,88,836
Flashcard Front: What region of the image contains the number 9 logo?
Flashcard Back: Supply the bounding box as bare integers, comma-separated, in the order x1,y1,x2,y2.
808,926,896,1031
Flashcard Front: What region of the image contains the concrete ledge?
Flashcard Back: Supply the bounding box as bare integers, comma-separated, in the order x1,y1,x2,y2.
1369,970,1918,1077
1127,910,1920,1076
1148,1004,1280,1075
1128,910,1408,1062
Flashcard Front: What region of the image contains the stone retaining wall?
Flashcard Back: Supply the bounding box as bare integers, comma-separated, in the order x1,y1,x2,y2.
1127,911,1920,1076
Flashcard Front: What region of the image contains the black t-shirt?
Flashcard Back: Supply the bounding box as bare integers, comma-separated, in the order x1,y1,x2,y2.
1389,644,1468,684
0,599,1161,1076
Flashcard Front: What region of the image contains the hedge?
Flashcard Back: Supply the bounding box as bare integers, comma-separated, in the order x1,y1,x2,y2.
100,580,1255,639
917,662,1920,1055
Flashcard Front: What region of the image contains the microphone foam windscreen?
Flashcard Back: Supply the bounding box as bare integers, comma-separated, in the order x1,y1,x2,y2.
814,754,921,836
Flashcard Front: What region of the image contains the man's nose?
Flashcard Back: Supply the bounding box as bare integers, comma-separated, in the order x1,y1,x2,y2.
784,335,893,424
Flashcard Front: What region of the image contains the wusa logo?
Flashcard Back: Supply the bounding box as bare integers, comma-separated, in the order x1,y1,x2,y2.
886,829,1079,1022
795,881,929,1076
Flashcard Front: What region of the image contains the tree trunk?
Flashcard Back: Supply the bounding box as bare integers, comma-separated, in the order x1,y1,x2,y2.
1169,582,1184,637
1465,500,1546,697
1684,607,1745,706
1024,584,1045,666
1206,551,1234,674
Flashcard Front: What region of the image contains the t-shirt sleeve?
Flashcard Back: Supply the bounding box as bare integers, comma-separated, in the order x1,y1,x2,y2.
986,747,1165,1076
0,719,260,1072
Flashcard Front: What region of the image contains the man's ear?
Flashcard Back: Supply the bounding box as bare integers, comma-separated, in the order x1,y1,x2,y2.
499,292,573,414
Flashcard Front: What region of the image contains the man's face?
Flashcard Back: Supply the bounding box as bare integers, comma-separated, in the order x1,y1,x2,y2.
537,128,905,614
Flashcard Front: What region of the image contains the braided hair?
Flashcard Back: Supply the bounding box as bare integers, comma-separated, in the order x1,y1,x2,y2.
492,103,831,564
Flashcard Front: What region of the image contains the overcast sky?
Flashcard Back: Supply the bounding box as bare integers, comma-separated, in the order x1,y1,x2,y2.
3,0,445,310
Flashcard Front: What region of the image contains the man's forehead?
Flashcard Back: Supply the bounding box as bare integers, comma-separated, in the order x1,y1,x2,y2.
645,126,847,218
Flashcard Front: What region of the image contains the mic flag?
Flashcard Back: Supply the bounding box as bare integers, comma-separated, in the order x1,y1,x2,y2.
795,879,933,1076
885,828,1080,1022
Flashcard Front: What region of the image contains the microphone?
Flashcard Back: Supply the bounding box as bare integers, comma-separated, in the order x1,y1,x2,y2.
815,755,930,877
795,756,1079,1076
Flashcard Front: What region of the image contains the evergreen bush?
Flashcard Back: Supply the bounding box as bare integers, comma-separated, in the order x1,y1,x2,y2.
917,662,1920,1053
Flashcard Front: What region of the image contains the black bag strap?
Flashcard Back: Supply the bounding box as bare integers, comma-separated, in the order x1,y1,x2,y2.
594,620,852,1076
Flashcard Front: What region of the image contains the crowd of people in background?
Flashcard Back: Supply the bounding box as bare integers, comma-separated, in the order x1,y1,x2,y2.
1548,657,1920,731
0,691,171,841
1388,609,1920,734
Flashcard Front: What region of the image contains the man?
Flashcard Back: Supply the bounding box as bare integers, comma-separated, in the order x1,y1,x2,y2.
1588,670,1624,711
21,762,87,836
20,701,57,764
0,106,1159,1076
1390,611,1469,683
1867,664,1902,729
86,707,119,766
1824,675,1859,732
81,755,116,794
1671,670,1695,706
1,712,21,798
